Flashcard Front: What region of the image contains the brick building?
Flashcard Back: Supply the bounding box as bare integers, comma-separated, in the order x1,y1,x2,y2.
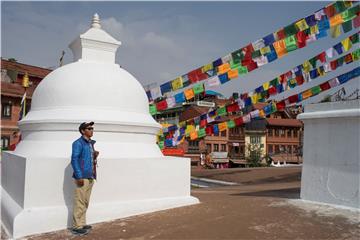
1,59,51,150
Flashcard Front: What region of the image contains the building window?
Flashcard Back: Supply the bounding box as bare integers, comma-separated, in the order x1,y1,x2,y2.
268,128,273,137
1,136,10,150
2,103,12,118
280,129,285,137
293,145,298,154
206,144,212,153
275,145,280,154
221,130,227,137
268,144,273,154
250,136,261,144
287,129,292,138
214,144,219,152
274,129,280,137
221,144,226,152
234,146,239,154
188,140,200,152
240,146,244,154
293,129,298,138
287,145,292,154
281,145,286,152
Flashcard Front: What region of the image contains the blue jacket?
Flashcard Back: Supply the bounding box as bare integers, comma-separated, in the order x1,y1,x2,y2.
71,136,96,179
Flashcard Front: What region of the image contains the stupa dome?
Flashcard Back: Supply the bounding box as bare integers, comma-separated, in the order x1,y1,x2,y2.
21,14,160,131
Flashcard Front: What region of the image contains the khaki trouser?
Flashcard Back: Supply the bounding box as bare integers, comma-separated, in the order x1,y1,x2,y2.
72,178,94,229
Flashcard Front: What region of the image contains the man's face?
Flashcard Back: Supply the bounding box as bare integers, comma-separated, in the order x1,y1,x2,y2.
82,126,94,138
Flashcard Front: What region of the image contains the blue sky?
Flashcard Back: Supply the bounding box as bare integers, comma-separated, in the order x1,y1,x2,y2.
1,1,359,102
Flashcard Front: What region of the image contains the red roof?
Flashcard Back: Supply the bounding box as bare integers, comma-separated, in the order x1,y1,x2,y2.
1,59,52,78
266,118,303,127
179,106,210,122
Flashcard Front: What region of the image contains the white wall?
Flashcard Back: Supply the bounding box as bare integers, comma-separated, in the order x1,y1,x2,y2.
298,100,360,209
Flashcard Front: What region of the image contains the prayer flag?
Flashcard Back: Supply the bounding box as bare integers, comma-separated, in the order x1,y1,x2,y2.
213,58,223,67
160,82,172,95
341,38,352,51
202,63,214,73
227,103,240,113
242,114,251,123
197,128,206,138
320,81,331,91
150,87,162,100
156,100,168,111
285,35,298,52
311,85,322,95
295,19,309,31
330,25,341,38
219,73,230,84
227,120,236,129
205,76,221,89
175,92,186,103
166,97,176,108
221,54,232,64
149,104,157,115
326,47,335,58
213,124,219,135
217,62,231,74
171,77,183,91
218,122,227,132
260,46,271,55
216,107,227,116
302,89,313,99
273,40,287,58
330,14,344,27
276,101,286,111
234,117,243,126
284,24,298,36
227,69,239,79
296,31,307,48
263,33,276,46
305,14,317,27
250,110,260,119
237,65,248,75
252,39,266,51
193,83,204,95
254,55,268,67
190,131,198,140
184,88,195,100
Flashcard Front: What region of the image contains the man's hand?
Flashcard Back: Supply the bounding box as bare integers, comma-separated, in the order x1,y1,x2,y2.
76,179,84,187
93,151,99,160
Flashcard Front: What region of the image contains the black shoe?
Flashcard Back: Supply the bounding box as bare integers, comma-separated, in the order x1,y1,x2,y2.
83,225,92,230
71,228,89,236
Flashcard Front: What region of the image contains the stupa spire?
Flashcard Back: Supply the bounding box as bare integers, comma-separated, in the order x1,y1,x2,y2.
91,13,101,29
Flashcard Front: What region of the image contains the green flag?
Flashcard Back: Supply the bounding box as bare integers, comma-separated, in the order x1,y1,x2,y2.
342,21,353,33
270,78,279,87
285,35,297,52
216,106,227,116
197,128,206,138
350,33,359,44
309,57,317,69
311,86,321,95
149,104,157,115
158,141,164,150
251,50,261,59
237,65,248,75
352,49,360,61
230,60,241,69
227,120,236,129
193,83,204,95
231,49,244,64
284,24,297,36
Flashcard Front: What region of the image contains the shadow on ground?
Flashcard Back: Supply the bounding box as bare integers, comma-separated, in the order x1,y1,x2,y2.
230,187,300,199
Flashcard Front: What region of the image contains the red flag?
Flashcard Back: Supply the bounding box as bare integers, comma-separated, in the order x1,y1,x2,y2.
276,28,286,40
200,119,207,128
324,5,336,18
246,61,258,72
288,94,299,104
296,31,307,48
320,82,331,91
317,52,326,63
156,100,168,111
234,117,244,126
276,100,286,110
268,86,277,95
296,75,304,85
205,125,213,135
227,103,240,113
330,60,337,70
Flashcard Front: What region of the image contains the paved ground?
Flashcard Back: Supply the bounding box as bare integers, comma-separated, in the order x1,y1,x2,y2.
3,166,360,240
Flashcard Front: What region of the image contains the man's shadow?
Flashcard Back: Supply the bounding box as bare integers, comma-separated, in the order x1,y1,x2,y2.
63,164,75,228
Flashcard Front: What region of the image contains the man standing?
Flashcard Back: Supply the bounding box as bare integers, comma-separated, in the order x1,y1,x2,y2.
71,122,99,236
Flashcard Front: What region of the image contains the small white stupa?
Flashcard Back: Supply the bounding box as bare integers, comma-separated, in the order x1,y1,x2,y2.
1,14,199,239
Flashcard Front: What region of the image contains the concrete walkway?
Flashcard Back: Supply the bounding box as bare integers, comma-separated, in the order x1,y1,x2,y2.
3,167,359,240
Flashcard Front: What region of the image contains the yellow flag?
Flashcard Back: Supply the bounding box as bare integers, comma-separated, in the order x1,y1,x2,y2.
259,109,265,118
317,67,325,76
227,69,239,79
329,14,344,27
344,1,352,8
262,82,270,90
260,46,271,55
202,63,213,73
289,78,297,85
330,25,341,38
341,38,352,51
218,122,228,132
295,19,309,31
302,60,311,73
186,125,195,135
171,76,183,90
302,89,313,99
184,88,195,100
310,25,319,35
217,63,231,74
251,94,258,104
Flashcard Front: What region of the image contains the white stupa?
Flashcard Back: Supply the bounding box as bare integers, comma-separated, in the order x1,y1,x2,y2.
1,14,199,239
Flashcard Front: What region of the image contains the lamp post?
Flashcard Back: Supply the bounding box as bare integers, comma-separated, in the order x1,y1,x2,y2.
21,72,29,119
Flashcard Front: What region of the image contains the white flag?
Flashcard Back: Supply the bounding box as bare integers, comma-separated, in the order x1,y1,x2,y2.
150,87,162,100
166,97,176,108
325,48,335,58
205,76,221,89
